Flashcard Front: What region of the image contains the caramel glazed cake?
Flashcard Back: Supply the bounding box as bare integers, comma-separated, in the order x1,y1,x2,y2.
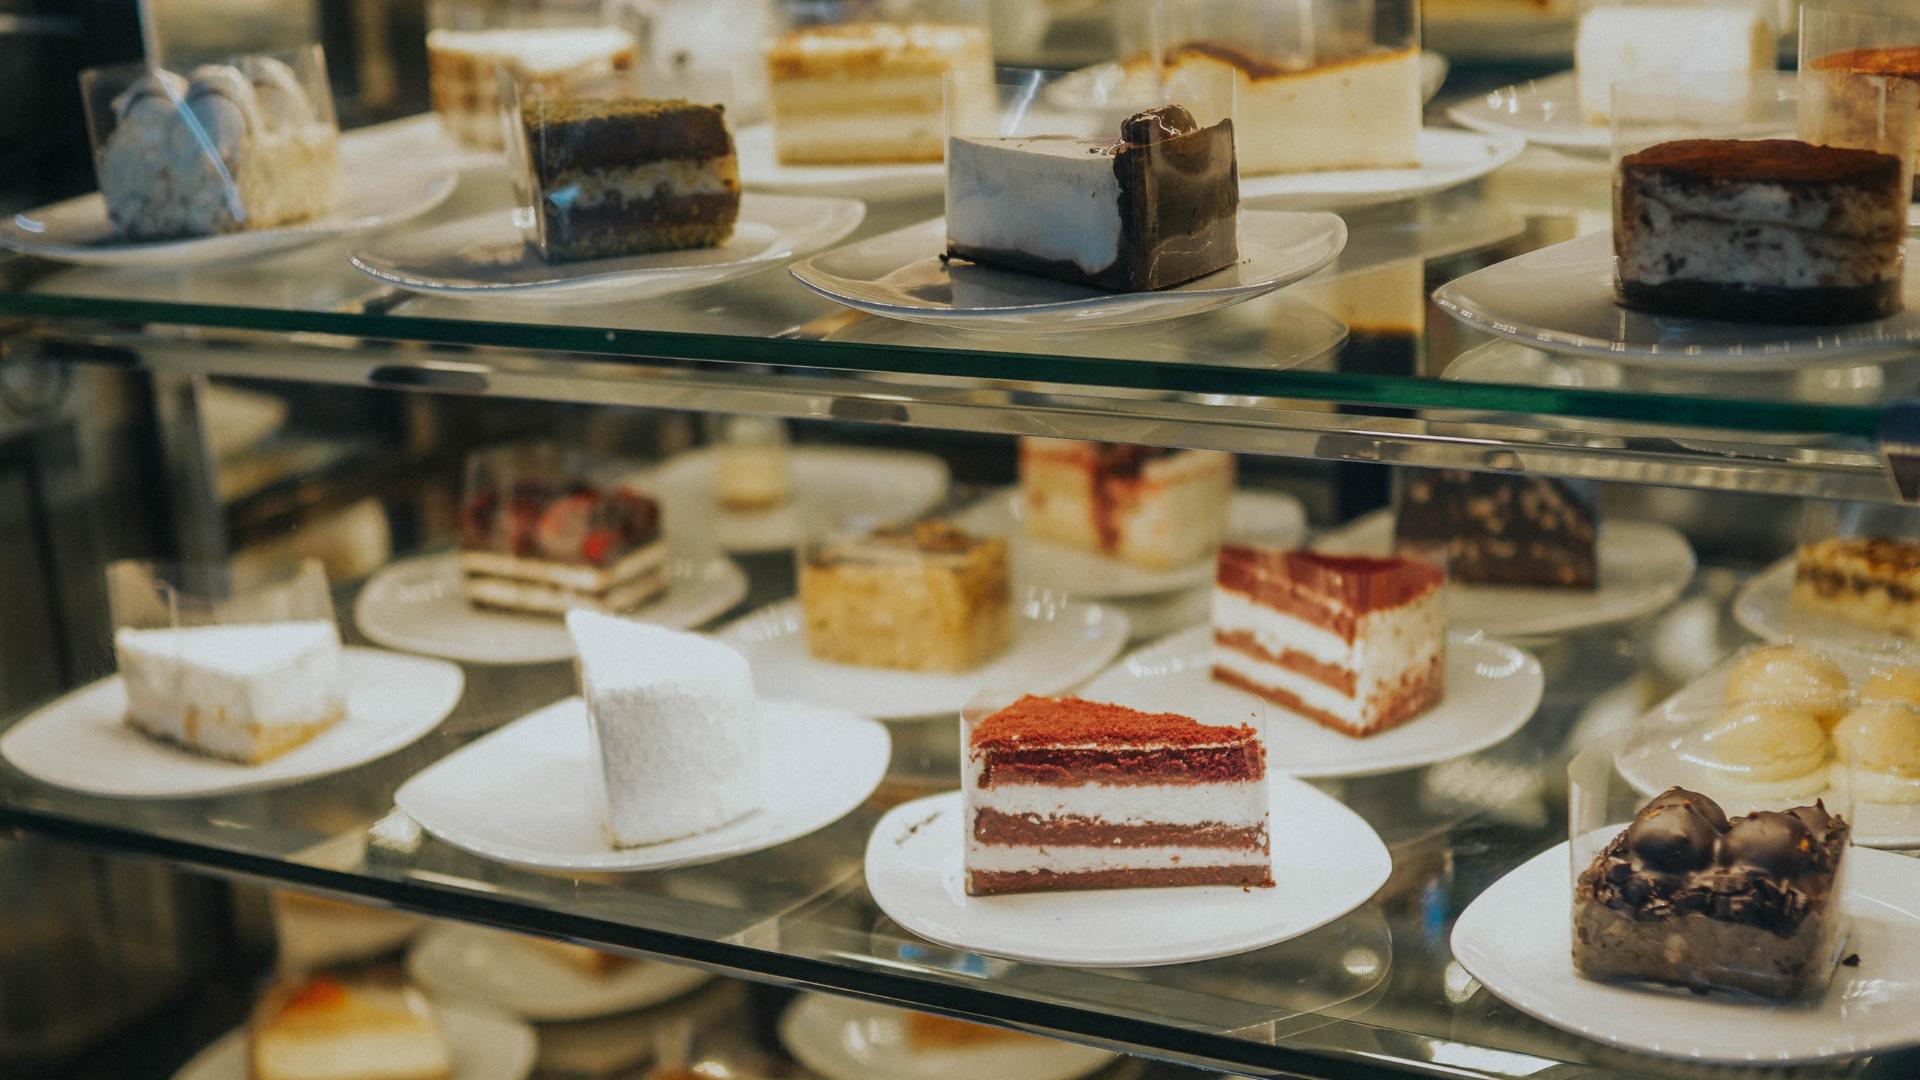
964,695,1272,895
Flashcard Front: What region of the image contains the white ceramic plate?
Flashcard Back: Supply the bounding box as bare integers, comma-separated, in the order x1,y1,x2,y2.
779,993,1117,1080
1452,839,1920,1064
1,136,457,269
734,123,946,201
394,696,888,871
1315,511,1697,640
1433,230,1920,370
352,551,749,666
1733,555,1918,657
350,193,865,303
1446,70,1792,153
1082,627,1542,779
1240,129,1526,211
954,489,1309,600
407,923,713,1021
1617,645,1920,848
790,213,1347,334
866,784,1390,967
1048,50,1449,113
717,595,1129,721
633,446,950,554
171,1002,535,1080
0,649,463,799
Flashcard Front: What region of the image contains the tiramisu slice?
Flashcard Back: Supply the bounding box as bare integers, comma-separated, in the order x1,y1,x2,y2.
1393,471,1597,589
1793,536,1920,638
799,519,1010,672
1615,138,1908,324
458,463,666,617
248,976,452,1080
1018,438,1233,570
964,695,1271,896
1212,546,1445,737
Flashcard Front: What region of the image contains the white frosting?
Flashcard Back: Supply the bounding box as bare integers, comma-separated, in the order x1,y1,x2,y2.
1618,202,1902,289
1576,7,1774,125
946,135,1124,278
463,572,665,615
460,541,667,592
566,612,761,847
964,842,1267,873
964,757,1267,827
1212,584,1443,730
115,620,343,760
545,160,737,208
1213,647,1368,726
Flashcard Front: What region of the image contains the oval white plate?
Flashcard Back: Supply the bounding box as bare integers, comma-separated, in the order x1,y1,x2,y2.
1082,627,1542,779
1047,50,1449,113
954,489,1309,600
1617,644,1920,848
1240,129,1526,211
633,446,950,554
1447,70,1792,154
1733,554,1920,657
353,552,749,666
1452,838,1920,1065
1,137,457,269
0,648,463,799
408,923,712,1021
1314,511,1697,640
394,695,888,871
350,193,865,303
718,594,1129,721
790,212,1347,334
734,123,946,201
1433,231,1920,370
866,784,1389,968
171,1001,535,1080
779,993,1117,1080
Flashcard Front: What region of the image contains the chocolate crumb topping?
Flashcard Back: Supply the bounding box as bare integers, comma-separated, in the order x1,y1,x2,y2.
1621,138,1901,189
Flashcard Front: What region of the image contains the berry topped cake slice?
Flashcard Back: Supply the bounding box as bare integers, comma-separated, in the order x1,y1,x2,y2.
963,694,1271,896
458,467,666,617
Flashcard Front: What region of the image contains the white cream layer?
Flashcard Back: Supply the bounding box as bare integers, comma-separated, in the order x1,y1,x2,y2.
964,764,1267,827
464,573,665,615
460,541,666,593
547,160,735,208
1182,48,1420,175
1212,587,1443,684
946,134,1123,278
1213,647,1366,725
965,842,1267,872
1618,212,1900,289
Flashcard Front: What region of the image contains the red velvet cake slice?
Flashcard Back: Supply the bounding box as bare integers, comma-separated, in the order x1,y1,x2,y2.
1212,546,1445,737
963,695,1272,896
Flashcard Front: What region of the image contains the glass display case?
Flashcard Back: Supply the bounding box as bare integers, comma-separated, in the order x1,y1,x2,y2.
9,2,1920,1077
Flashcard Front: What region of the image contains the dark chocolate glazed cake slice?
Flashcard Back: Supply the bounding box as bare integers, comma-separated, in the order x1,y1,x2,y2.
1393,471,1598,589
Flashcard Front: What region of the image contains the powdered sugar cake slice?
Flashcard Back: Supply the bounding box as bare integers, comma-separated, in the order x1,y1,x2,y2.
963,694,1271,896
1212,546,1444,737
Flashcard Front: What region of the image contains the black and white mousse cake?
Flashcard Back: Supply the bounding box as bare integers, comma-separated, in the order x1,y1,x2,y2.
945,105,1239,292
1614,138,1907,324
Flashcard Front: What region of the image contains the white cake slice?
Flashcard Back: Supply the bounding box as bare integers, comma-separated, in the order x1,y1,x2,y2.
1575,6,1776,125
115,620,345,764
566,612,762,847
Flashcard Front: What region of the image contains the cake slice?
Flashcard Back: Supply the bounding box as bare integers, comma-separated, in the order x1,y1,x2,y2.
1575,6,1775,126
1212,546,1445,737
799,519,1010,672
1573,788,1851,1001
1794,536,1920,638
567,612,761,847
1614,139,1907,324
458,476,667,616
946,104,1239,292
1392,471,1597,589
427,25,638,149
963,694,1271,896
115,620,345,764
765,21,993,164
248,977,452,1080
520,96,739,262
1018,438,1233,570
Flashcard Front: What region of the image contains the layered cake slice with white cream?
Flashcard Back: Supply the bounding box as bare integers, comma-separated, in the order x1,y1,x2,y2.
567,612,761,847
248,976,452,1080
1018,438,1233,570
963,694,1271,896
115,620,345,764
765,21,993,164
1213,546,1445,737
458,472,667,616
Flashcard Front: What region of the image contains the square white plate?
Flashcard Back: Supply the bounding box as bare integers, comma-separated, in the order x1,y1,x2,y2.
0,648,463,799
352,552,749,666
393,695,889,871
171,1002,535,1080
1453,839,1920,1064
1433,230,1920,370
1082,627,1542,779
407,923,712,1021
779,993,1117,1080
790,213,1346,334
1315,511,1696,640
865,783,1390,967
717,594,1129,721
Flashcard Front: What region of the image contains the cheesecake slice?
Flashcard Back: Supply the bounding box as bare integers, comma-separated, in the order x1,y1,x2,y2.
765,21,993,164
1615,138,1908,324
249,977,452,1080
115,620,345,764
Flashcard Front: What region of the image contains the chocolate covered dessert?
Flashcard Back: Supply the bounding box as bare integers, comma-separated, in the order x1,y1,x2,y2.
1394,471,1598,589
1614,139,1907,324
945,104,1239,292
1573,787,1851,1001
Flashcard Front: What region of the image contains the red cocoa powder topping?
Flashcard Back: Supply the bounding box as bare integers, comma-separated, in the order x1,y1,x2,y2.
970,694,1253,751
1218,545,1443,613
1621,139,1901,186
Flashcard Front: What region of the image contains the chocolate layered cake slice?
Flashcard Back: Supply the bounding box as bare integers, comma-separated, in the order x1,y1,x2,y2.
1212,546,1445,737
963,695,1272,896
945,104,1239,292
520,96,740,262
1393,471,1598,589
1614,138,1907,324
1793,536,1920,638
1573,787,1851,1001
